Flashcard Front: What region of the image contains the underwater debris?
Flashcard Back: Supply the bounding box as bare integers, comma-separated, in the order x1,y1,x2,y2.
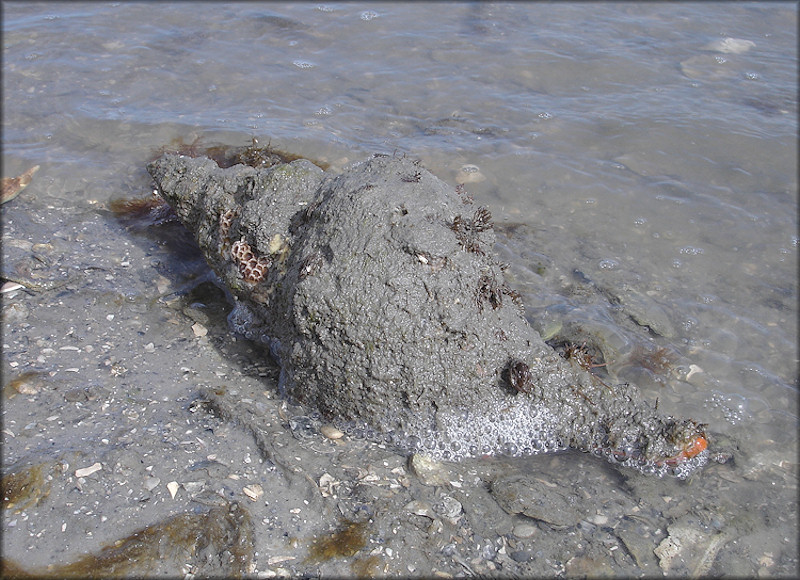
1,165,39,204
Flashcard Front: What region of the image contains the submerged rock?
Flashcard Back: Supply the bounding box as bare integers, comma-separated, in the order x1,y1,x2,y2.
147,152,708,477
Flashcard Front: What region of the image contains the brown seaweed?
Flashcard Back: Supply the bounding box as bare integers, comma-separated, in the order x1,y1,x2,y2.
0,502,254,578
1,460,59,513
158,135,329,170
306,519,369,563
109,193,178,228
627,344,677,376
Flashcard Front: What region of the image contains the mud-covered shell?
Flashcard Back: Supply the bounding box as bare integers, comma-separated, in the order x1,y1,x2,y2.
148,153,708,477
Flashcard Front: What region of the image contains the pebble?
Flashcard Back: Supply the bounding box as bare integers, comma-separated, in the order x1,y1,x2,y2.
586,513,609,526
64,388,88,402
509,550,535,563
705,37,756,54
320,425,344,439
513,523,537,538
491,476,584,528
409,453,451,487
435,495,463,521
3,303,28,322
405,499,435,518
182,481,204,495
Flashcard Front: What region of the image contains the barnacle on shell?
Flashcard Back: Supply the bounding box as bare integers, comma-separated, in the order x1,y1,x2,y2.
451,206,493,255
219,209,236,240
218,208,238,252
231,238,272,284
507,359,533,394
298,251,324,280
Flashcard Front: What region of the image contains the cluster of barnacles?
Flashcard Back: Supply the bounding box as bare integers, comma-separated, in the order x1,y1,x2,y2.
506,359,534,394
562,342,613,393
216,208,272,285
218,208,237,251
231,237,272,285
455,183,474,205
476,272,522,312
451,207,493,255
298,251,324,280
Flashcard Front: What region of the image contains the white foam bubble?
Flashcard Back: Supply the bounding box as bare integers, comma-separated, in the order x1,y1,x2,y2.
428,398,565,461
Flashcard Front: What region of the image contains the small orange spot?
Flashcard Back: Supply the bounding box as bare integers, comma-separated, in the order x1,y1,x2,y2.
659,434,708,467
682,435,707,459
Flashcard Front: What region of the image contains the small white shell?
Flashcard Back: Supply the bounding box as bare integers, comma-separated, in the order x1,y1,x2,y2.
166,481,179,499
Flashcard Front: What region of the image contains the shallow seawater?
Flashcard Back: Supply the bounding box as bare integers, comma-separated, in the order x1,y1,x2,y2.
2,2,797,577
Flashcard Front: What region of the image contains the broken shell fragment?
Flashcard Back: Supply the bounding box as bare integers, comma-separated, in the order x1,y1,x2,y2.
242,484,263,501
318,473,340,498
1,165,39,204
1,282,25,294
192,322,208,337
655,519,732,575
74,462,102,478
320,425,344,440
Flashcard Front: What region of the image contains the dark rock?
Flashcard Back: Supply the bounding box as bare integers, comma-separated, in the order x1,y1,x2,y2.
509,549,535,563
491,475,584,529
